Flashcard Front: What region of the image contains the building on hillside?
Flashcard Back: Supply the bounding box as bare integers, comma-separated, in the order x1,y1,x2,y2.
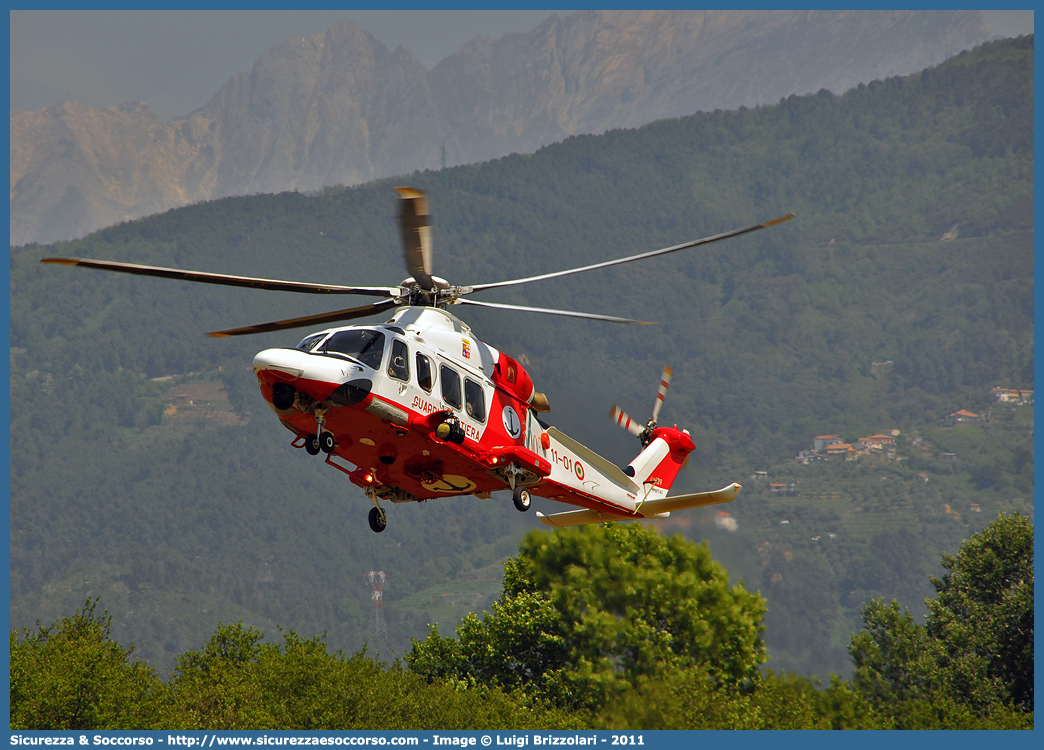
770,481,799,496
867,433,896,447
992,387,1033,405
795,449,823,464
855,433,897,456
824,443,857,461
944,409,983,425
854,437,875,451
813,434,843,452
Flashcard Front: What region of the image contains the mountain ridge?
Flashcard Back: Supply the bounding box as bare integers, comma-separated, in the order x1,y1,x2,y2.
10,10,991,246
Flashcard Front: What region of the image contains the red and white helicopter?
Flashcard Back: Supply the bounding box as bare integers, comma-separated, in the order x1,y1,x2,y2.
42,188,793,533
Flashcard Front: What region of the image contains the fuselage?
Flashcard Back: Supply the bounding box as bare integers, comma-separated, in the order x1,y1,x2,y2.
252,306,688,517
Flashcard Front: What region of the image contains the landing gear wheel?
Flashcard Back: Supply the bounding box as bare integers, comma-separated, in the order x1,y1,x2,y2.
368,506,387,533
512,487,532,512
304,434,321,455
319,431,336,453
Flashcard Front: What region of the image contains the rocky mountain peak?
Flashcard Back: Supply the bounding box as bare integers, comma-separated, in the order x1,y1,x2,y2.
11,10,990,246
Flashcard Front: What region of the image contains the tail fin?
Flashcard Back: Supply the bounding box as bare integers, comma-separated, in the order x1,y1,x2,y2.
626,427,695,493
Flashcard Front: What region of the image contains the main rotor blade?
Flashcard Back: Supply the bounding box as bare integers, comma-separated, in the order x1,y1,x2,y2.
456,298,653,325
207,299,399,338
396,187,435,291
39,258,397,297
468,213,796,293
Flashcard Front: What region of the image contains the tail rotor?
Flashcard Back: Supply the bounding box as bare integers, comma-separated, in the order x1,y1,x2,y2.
610,365,673,447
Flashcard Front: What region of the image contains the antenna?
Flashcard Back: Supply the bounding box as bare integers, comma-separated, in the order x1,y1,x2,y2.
365,570,388,638
441,142,447,170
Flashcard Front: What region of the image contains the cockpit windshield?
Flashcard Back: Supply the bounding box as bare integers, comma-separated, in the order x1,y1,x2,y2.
321,329,386,370
296,333,327,352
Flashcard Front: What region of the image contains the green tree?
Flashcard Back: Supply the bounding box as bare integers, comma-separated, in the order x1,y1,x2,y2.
849,512,1033,714
925,511,1034,711
10,599,165,729
408,523,767,711
166,621,584,730
166,621,275,729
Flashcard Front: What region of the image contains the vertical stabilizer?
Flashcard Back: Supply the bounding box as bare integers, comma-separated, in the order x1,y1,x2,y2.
626,427,695,493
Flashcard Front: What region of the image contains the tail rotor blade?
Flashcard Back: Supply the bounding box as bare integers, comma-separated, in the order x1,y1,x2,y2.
396,187,434,290
651,366,673,423
610,405,644,437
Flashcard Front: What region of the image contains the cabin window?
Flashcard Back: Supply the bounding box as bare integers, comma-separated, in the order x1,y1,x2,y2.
440,365,461,410
464,378,486,423
296,333,326,352
321,329,385,370
416,353,434,392
388,340,409,381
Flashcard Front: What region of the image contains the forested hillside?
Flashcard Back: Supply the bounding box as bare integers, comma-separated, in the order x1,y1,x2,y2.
10,36,1033,679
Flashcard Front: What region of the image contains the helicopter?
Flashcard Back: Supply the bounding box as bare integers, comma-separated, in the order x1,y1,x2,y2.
41,188,794,533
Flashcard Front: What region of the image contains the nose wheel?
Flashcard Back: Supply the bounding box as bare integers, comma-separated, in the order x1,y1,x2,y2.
368,506,387,533
512,487,532,512
303,408,336,455
303,432,335,455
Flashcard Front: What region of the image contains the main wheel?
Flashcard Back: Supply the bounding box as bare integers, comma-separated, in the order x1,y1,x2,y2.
319,431,336,453
368,506,387,533
512,487,532,512
304,434,321,455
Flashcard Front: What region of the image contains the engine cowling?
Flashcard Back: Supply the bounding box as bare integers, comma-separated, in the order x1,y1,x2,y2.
492,352,549,411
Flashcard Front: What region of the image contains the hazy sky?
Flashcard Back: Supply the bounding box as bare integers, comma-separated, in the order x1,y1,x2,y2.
10,9,1033,121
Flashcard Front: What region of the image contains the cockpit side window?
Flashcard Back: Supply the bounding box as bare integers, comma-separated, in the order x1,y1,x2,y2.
464,378,486,423
296,333,327,352
321,330,385,370
388,340,410,382
416,353,434,392
440,365,461,410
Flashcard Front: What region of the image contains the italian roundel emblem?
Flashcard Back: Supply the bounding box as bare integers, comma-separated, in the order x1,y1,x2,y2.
502,406,522,439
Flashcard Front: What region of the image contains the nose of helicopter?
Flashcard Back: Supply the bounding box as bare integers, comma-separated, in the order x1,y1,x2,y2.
253,347,374,409
253,348,306,382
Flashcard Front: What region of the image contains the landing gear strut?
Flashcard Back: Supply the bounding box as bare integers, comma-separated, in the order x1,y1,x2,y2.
513,487,532,512
364,485,388,533
368,506,387,533
312,407,336,454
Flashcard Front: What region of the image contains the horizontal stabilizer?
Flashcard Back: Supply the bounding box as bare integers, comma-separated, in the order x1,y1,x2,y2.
535,483,741,528
638,482,742,515
536,508,668,528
